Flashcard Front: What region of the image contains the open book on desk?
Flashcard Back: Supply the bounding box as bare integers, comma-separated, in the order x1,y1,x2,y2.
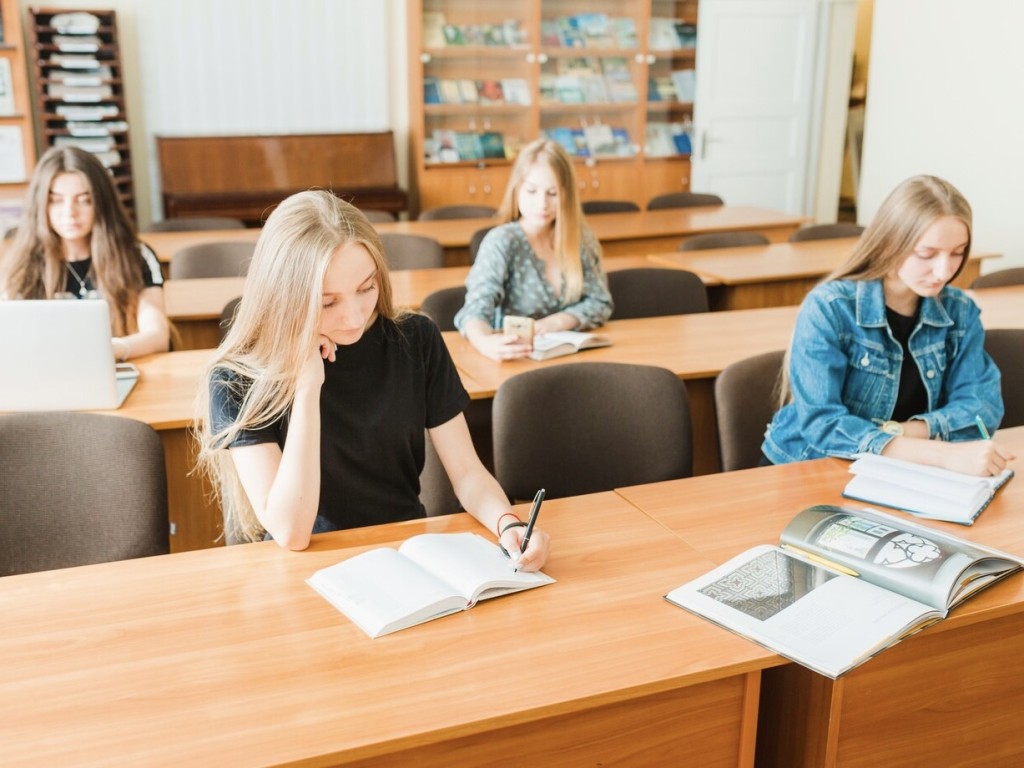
843,453,1014,525
530,330,611,361
307,533,555,638
664,504,1023,678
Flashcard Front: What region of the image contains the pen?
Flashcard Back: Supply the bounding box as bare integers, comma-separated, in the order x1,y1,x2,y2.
516,488,545,569
975,415,991,440
782,545,860,577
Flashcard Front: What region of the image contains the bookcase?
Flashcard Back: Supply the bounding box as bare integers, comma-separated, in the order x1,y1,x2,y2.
27,7,136,221
0,0,38,211
408,0,701,215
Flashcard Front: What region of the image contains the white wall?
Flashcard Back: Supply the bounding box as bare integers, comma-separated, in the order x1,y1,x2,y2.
859,0,1024,269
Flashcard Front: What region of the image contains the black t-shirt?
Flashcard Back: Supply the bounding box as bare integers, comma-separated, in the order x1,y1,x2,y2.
886,305,928,422
209,313,469,530
63,243,164,297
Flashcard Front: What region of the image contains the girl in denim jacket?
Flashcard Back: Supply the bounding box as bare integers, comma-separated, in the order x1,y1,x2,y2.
763,175,1015,477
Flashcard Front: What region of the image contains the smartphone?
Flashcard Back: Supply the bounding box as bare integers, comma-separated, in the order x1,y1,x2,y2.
502,315,535,344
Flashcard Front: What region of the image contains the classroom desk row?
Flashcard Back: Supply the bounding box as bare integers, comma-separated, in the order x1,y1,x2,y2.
163,238,996,350
107,285,1024,554
3,426,1021,766
142,204,810,271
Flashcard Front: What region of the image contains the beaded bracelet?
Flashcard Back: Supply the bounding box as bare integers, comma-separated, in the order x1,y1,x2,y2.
495,512,521,537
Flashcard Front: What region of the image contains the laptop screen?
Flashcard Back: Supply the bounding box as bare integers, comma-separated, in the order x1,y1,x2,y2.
0,300,138,411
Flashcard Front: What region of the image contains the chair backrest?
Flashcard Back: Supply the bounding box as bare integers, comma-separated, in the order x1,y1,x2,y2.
469,225,495,261
985,329,1024,429
971,267,1024,290
361,209,397,223
418,204,497,221
219,296,243,342
606,268,709,319
420,286,466,332
714,350,786,471
420,430,460,517
143,216,246,233
169,241,256,280
493,362,692,501
378,232,445,270
646,192,724,211
678,231,770,252
0,411,169,575
581,199,641,215
788,222,865,242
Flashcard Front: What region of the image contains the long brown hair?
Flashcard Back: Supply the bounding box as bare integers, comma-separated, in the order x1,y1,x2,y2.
498,138,590,302
1,146,145,336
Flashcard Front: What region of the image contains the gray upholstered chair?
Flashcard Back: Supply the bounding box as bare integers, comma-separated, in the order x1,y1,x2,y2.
361,209,397,223
469,225,495,261
420,286,466,332
418,204,497,221
379,233,444,270
646,192,724,210
219,296,243,342
985,329,1024,429
581,199,641,214
788,222,865,242
606,268,708,319
971,267,1024,290
144,216,246,232
169,241,255,280
421,430,459,517
678,231,770,252
492,362,692,501
0,412,169,575
714,350,786,471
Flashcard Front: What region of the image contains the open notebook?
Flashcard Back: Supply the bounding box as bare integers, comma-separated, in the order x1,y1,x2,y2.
0,300,139,410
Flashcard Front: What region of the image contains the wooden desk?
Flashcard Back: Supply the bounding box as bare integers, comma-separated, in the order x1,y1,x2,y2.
616,425,1024,768
164,255,667,351
649,239,997,310
0,494,775,767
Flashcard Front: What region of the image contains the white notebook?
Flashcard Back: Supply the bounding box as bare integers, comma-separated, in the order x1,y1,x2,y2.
0,300,139,411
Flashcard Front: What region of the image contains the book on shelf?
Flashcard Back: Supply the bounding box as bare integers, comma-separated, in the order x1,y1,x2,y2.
842,453,1015,525
557,56,598,77
432,129,461,163
645,122,677,157
479,131,507,159
502,18,528,48
53,34,101,53
438,79,462,104
609,17,638,48
531,330,611,361
423,76,441,104
665,504,1024,678
422,11,447,48
66,121,128,137
674,21,698,48
540,19,562,47
482,24,506,46
647,77,662,102
462,25,485,46
54,135,115,152
557,16,585,48
46,84,114,102
538,73,558,103
476,79,504,105
652,76,677,102
453,132,484,161
583,123,617,156
442,23,465,45
611,127,635,157
56,104,118,120
649,17,682,51
307,532,555,638
554,76,585,105
458,79,479,103
47,54,101,69
501,78,531,105
574,13,614,48
580,75,610,103
50,11,100,35
671,69,696,102
671,128,692,155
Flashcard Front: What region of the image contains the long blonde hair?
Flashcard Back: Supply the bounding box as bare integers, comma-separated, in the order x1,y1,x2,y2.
498,138,591,302
194,191,404,543
778,174,973,407
1,146,146,336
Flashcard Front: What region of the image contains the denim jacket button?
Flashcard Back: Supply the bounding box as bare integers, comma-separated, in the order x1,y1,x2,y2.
860,354,870,367
926,370,936,379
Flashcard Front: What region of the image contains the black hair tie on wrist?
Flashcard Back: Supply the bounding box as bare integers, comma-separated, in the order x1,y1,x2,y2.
498,520,528,558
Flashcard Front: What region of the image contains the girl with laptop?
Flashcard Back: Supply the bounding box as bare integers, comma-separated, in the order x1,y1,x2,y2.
0,146,169,361
762,175,1014,476
194,191,550,569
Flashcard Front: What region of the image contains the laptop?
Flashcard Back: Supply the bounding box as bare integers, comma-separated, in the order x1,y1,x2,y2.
0,300,140,411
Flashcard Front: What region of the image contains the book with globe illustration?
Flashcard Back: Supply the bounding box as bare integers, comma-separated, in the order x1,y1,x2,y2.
665,505,1023,678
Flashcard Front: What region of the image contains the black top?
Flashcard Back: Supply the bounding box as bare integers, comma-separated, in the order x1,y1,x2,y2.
63,243,164,297
886,304,928,422
209,313,469,530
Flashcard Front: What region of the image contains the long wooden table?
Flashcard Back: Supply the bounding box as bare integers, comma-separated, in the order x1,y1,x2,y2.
650,238,997,310
111,286,1024,553
142,205,808,271
616,425,1024,768
0,492,775,767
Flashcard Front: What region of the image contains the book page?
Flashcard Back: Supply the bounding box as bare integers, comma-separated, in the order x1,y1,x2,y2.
665,545,938,678
399,533,554,604
531,331,611,360
781,505,1023,609
307,548,467,638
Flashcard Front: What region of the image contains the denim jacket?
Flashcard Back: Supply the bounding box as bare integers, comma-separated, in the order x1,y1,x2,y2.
762,279,1003,464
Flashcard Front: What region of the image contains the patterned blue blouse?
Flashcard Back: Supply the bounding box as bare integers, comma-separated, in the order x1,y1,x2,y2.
453,221,613,332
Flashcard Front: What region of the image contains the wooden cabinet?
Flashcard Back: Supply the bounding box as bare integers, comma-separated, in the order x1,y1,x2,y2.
408,0,701,215
27,7,136,221
0,0,38,205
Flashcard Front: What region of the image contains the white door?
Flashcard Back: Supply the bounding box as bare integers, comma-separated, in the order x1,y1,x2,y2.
691,0,820,214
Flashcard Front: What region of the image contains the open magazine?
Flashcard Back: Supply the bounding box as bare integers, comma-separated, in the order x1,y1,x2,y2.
665,505,1023,678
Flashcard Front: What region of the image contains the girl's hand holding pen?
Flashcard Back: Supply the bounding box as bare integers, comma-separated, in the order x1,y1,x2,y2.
500,524,550,572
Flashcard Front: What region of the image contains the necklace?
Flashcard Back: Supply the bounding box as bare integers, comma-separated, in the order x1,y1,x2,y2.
65,260,94,298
